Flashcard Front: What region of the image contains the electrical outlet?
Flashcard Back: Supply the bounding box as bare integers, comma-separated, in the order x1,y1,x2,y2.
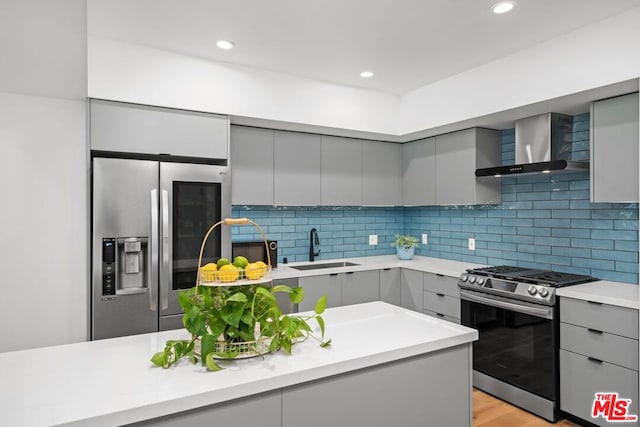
468,238,475,251
422,233,428,244
369,234,378,245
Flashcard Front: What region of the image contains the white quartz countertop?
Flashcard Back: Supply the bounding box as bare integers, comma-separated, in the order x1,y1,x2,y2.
272,254,486,280
557,280,639,310
0,302,477,427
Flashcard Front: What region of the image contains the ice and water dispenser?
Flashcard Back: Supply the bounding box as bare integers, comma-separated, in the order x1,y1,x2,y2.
101,237,149,296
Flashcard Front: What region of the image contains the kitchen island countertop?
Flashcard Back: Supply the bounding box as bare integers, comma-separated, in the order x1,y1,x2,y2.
0,301,477,426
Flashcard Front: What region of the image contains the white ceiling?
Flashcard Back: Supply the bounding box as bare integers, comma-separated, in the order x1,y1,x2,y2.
88,0,640,95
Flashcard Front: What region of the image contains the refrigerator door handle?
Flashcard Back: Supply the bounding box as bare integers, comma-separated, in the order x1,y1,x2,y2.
160,189,170,310
149,189,158,311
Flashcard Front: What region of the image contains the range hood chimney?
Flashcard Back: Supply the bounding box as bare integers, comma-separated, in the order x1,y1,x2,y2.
475,113,589,177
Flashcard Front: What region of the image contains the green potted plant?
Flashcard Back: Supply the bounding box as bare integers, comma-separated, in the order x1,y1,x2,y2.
391,234,419,260
151,284,331,371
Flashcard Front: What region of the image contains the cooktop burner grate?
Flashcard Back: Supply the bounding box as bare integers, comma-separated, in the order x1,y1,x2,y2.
466,265,595,287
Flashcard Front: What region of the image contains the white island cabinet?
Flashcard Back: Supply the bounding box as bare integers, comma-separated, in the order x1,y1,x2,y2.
0,302,476,427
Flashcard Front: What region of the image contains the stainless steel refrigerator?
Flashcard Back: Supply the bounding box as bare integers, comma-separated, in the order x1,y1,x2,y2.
91,157,231,339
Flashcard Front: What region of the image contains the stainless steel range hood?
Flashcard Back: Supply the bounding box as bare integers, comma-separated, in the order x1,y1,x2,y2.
475,113,589,177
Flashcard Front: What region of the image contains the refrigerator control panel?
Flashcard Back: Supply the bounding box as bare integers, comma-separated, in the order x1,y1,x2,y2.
102,238,116,296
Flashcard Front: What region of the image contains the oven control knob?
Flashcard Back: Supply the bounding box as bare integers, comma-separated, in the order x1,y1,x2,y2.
477,277,486,286
539,288,549,298
527,286,538,296
468,276,476,284
460,273,468,282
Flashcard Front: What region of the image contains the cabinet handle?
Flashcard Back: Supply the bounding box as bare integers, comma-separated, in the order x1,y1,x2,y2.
329,273,338,277
383,268,391,271
436,293,445,297
436,273,444,277
587,301,603,305
587,357,603,364
436,313,445,317
587,328,603,335
345,272,354,275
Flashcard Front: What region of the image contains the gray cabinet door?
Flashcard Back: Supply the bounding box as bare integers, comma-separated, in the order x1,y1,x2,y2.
591,92,639,203
341,270,380,306
274,131,321,205
435,128,500,205
402,138,436,206
90,99,228,159
400,268,423,311
363,141,403,206
321,136,362,205
282,344,471,427
560,349,639,427
230,126,274,205
299,274,341,311
127,390,281,427
379,267,401,306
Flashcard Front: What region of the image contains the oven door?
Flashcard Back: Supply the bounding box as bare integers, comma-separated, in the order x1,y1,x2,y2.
460,289,558,402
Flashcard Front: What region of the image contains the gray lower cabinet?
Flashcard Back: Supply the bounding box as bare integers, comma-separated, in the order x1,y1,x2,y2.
282,344,472,427
298,274,342,311
230,125,274,205
274,130,321,205
434,128,501,205
560,350,638,427
362,141,403,206
126,390,282,426
90,99,229,159
379,267,401,306
298,270,379,311
591,92,639,203
559,296,639,426
402,137,436,206
423,272,460,322
400,269,423,311
341,270,380,306
321,136,362,205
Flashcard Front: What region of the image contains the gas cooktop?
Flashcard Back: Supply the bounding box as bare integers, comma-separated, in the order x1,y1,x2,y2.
468,265,595,288
458,265,597,305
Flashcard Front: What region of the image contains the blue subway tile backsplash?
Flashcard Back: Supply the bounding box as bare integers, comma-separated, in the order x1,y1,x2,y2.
233,114,639,284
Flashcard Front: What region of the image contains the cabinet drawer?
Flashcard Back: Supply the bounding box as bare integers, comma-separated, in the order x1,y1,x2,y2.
423,272,459,297
423,291,460,319
560,297,638,339
423,309,460,324
560,349,639,427
560,323,638,371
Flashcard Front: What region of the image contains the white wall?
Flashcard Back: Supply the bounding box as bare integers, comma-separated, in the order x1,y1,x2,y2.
88,37,401,135
400,6,640,134
0,0,87,352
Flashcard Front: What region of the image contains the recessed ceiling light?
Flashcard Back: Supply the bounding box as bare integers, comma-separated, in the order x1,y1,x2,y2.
491,1,515,14
216,40,235,50
360,71,374,78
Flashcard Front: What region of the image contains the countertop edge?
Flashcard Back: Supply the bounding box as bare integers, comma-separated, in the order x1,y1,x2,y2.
556,280,639,310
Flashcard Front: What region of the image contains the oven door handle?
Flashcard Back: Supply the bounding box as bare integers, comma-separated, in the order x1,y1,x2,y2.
460,290,553,320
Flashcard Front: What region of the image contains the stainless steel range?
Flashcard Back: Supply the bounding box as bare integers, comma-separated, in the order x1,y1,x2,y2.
458,265,596,422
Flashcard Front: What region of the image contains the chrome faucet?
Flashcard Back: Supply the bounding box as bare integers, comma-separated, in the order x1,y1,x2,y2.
309,228,320,261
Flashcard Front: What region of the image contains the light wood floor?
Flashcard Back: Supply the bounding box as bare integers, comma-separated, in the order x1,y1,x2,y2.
473,389,578,427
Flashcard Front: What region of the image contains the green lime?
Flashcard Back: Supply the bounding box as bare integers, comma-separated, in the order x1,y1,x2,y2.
216,257,230,269
232,256,249,269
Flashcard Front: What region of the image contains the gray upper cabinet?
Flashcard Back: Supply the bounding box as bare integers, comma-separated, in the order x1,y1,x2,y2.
90,99,228,159
321,136,362,205
435,128,501,205
402,138,436,206
274,131,322,206
230,126,274,205
362,141,403,206
591,92,639,203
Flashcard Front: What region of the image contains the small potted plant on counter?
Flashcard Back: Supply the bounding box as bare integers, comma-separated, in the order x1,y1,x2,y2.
392,234,419,260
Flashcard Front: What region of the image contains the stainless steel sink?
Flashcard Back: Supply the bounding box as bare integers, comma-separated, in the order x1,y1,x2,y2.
289,261,360,271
